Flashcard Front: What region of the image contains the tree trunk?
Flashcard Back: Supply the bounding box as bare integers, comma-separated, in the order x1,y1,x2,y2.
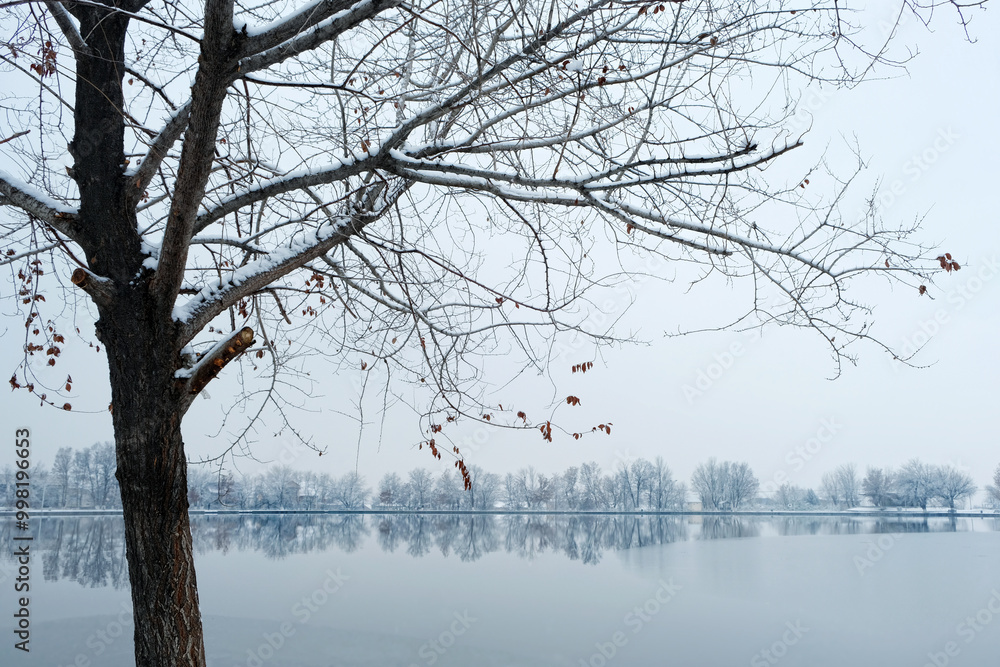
65,3,208,662
102,294,207,667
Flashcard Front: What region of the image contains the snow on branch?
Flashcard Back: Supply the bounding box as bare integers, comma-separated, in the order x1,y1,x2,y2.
174,216,352,340
389,141,799,194
0,169,79,239
70,267,114,306
177,174,409,342
240,0,361,52
238,0,404,75
128,101,191,202
193,154,376,234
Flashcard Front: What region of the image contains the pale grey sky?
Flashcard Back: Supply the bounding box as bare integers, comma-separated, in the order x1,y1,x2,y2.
3,4,997,499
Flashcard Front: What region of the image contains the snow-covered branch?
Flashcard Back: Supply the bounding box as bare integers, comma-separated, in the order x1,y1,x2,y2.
238,0,404,74
193,153,379,234
240,0,365,55
129,102,191,203
0,170,79,239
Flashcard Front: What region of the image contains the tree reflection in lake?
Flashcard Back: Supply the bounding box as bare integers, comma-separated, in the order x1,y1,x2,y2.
3,512,995,590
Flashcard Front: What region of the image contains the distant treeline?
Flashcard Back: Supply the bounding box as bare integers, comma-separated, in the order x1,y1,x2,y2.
3,443,999,511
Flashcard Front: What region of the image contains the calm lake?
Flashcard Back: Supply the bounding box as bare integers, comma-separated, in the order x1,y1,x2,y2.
4,513,999,666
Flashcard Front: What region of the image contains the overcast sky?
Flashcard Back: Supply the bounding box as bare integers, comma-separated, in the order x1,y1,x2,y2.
3,3,998,500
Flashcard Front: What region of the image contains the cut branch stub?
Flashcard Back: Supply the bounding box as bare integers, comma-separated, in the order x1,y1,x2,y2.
70,267,114,306
188,327,255,396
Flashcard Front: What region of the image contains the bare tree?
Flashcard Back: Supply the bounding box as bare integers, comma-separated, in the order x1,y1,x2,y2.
579,461,606,510
261,465,297,508
560,466,580,509
51,447,73,508
895,459,937,511
935,466,976,511
987,464,1000,509
615,460,639,510
88,442,119,508
517,466,554,509
835,463,860,508
467,465,499,509
692,458,727,510
724,461,760,510
820,471,842,508
502,472,522,510
0,466,13,507
820,463,859,508
648,456,684,511
776,483,805,509
0,0,981,663
336,471,369,509
433,470,461,509
71,448,92,507
34,463,50,508
862,466,894,508
407,468,434,509
377,471,403,507
692,459,758,510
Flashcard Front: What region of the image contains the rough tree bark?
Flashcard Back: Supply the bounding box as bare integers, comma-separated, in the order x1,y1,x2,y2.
62,1,209,662
103,299,208,666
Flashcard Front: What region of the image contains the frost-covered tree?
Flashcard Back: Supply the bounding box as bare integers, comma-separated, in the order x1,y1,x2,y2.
51,446,73,508
836,463,860,508
724,461,760,510
776,483,805,509
987,464,1000,509
335,470,370,508
692,458,726,510
579,461,606,510
407,468,434,509
862,466,894,508
934,465,976,510
467,465,500,509
648,456,684,510
0,0,981,663
692,458,757,510
433,470,462,509
377,471,403,507
895,458,937,510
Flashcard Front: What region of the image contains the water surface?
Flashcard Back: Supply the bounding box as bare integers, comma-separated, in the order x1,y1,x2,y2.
4,513,998,666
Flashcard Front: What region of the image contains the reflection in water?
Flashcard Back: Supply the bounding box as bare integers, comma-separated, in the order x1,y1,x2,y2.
3,513,995,590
